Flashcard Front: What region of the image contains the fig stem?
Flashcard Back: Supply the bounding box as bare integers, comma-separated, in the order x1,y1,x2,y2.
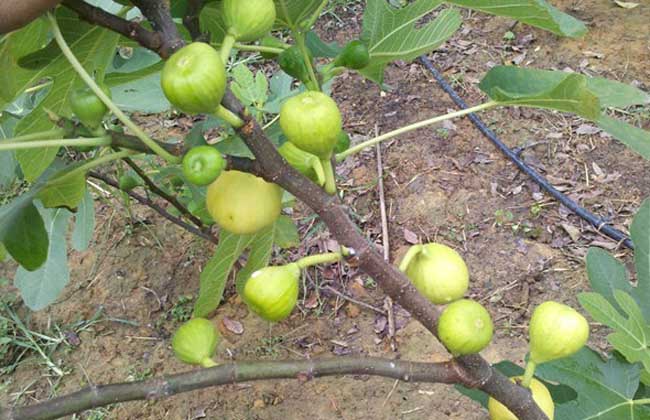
293,31,320,91
303,0,329,30
320,157,337,195
201,358,218,368
310,157,327,187
220,33,237,63
214,105,245,129
49,149,138,186
0,136,111,151
398,244,423,272
233,43,286,55
521,360,537,388
335,101,499,162
46,13,181,164
296,252,343,269
4,128,66,143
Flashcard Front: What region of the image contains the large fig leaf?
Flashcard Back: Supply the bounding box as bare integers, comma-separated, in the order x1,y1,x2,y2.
359,0,461,84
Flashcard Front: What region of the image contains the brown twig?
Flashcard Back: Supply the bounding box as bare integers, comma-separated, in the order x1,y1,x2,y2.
61,0,165,55
183,0,205,41
88,171,219,244
130,0,184,57
0,357,463,420
121,156,205,229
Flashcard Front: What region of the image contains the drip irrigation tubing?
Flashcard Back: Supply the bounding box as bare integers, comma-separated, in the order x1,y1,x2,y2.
418,55,634,250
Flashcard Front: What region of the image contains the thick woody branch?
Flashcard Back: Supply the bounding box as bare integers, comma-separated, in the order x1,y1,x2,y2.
61,0,164,55
130,0,184,57
183,0,205,41
220,91,548,420
1,357,463,420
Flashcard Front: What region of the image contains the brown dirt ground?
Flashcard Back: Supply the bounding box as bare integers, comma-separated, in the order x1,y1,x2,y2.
2,1,650,419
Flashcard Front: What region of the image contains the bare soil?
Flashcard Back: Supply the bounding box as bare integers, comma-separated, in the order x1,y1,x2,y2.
2,1,649,419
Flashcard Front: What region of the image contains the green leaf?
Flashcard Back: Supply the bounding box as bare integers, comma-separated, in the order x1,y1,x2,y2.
0,243,6,263
14,207,72,310
72,189,95,252
585,247,633,313
579,291,650,380
235,224,277,294
38,171,87,210
0,8,120,181
199,3,228,43
275,215,299,249
274,0,323,29
598,116,650,162
306,31,341,58
480,66,649,111
446,0,587,38
193,231,254,317
359,1,461,84
536,347,650,420
0,195,47,271
631,199,650,319
230,64,269,109
479,67,600,119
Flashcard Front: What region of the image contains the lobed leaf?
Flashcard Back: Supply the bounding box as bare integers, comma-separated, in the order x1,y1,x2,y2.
631,199,650,319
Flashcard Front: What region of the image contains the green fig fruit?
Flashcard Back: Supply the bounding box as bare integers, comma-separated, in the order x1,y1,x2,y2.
243,264,300,322
172,318,219,367
437,299,493,356
488,377,554,420
529,301,589,364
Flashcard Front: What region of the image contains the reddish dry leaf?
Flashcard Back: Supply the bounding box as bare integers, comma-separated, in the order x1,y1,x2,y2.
221,317,244,335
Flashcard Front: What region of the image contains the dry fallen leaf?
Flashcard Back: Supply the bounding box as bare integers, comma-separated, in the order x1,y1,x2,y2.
221,316,244,335
614,0,639,8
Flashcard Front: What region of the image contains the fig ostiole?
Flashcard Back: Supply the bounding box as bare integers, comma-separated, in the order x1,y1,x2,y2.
488,377,554,420
528,301,589,365
242,264,300,322
161,42,226,115
399,243,469,304
437,299,493,356
206,170,282,235
222,0,276,43
172,318,219,368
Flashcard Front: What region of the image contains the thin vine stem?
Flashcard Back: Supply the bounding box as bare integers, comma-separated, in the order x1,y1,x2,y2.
335,101,499,162
293,32,320,91
46,13,181,164
3,128,66,143
295,252,343,269
234,43,285,55
52,149,137,185
0,137,111,151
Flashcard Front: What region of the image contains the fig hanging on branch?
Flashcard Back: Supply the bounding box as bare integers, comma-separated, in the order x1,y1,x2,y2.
242,264,301,322
222,0,276,43
488,377,555,420
172,318,220,368
69,82,112,130
206,170,283,235
437,299,493,356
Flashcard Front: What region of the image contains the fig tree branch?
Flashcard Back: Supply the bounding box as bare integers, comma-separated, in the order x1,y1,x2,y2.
121,156,206,229
0,357,464,420
87,171,219,244
220,91,549,420
61,0,166,56
183,0,205,41
130,0,184,57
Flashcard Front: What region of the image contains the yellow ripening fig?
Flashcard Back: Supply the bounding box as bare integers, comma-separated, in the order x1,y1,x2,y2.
222,0,276,42
243,264,300,322
488,377,554,420
399,243,469,304
529,301,589,364
206,170,283,235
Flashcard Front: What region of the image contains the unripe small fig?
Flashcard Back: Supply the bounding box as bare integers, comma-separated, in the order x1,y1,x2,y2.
399,243,469,304
206,170,282,235
223,0,276,42
529,301,589,364
69,83,111,130
488,377,554,420
437,299,493,356
243,264,300,322
172,318,219,367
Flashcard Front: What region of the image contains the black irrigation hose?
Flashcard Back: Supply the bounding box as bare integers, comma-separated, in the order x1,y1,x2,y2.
418,55,634,250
